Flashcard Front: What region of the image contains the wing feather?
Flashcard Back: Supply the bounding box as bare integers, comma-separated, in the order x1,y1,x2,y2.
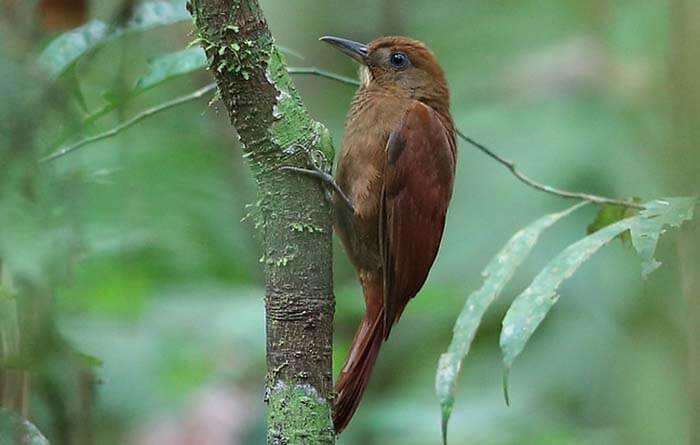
381,102,456,338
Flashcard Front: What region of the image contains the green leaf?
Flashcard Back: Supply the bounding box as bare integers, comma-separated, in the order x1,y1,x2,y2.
135,47,207,93
70,350,104,368
500,197,696,394
124,0,189,29
586,201,638,242
43,43,304,153
0,409,50,445
39,20,110,79
630,197,696,276
132,45,304,95
435,202,586,444
39,1,190,79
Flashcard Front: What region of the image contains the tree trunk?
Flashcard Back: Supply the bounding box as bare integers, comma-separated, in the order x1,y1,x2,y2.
668,1,700,443
189,1,336,443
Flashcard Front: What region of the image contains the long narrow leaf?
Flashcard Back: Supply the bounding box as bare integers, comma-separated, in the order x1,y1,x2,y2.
500,197,696,392
436,202,586,444
630,198,696,276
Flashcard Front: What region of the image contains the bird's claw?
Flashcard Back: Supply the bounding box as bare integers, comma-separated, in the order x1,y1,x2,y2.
307,149,331,175
279,146,353,211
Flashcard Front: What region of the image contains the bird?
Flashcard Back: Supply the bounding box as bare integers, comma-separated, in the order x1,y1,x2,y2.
287,35,456,433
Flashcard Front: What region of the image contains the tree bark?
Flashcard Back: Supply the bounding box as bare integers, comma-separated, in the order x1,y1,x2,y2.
668,1,700,443
189,1,335,443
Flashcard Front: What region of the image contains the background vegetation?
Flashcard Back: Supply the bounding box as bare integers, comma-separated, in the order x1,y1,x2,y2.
1,1,698,444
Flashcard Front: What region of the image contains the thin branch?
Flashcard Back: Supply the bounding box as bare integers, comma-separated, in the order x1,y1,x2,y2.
40,83,217,163
47,102,119,152
288,67,360,86
290,67,641,209
455,129,643,209
46,67,351,157
41,63,643,210
287,66,642,209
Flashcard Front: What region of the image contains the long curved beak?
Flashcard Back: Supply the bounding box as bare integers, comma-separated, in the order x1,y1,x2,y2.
319,35,368,65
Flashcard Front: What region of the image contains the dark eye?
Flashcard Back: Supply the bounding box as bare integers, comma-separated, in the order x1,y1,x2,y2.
389,52,409,68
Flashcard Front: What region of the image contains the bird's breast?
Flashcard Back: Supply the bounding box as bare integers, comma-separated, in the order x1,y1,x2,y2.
332,93,415,272
336,93,413,218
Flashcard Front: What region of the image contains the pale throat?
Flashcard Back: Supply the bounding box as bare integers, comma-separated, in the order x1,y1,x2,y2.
358,66,372,88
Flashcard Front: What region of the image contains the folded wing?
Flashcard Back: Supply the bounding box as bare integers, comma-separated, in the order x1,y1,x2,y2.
381,102,456,337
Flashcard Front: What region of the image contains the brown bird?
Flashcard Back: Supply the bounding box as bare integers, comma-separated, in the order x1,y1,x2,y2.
288,35,456,433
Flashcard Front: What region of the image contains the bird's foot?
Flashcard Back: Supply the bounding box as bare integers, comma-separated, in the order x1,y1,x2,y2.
280,147,353,211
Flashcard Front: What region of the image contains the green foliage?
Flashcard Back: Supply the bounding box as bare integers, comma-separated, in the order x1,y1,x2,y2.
39,19,110,79
38,1,189,79
0,409,49,445
70,350,104,368
135,47,208,93
438,196,695,442
435,201,586,444
44,39,303,156
133,46,299,95
630,199,696,276
586,201,639,242
500,198,696,388
2,1,697,444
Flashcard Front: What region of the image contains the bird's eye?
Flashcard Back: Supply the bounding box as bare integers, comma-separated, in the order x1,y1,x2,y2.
389,52,409,68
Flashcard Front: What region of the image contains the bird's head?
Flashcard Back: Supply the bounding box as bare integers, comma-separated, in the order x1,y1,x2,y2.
320,35,450,113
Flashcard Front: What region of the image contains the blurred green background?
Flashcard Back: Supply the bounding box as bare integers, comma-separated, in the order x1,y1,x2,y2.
1,0,698,444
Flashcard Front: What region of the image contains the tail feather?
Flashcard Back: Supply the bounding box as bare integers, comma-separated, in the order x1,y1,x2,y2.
333,307,385,433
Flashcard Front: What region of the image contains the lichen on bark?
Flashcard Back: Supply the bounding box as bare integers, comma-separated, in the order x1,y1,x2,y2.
190,1,336,443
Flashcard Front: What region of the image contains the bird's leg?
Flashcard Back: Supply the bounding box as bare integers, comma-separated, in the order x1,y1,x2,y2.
280,147,354,212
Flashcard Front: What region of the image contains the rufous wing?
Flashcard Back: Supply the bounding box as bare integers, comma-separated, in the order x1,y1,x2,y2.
380,102,456,338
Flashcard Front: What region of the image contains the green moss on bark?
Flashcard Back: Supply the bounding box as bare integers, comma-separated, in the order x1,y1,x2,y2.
267,382,334,445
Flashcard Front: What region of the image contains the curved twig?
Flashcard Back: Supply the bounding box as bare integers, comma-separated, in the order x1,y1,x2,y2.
289,66,640,209
40,83,217,163
39,63,645,211
455,129,643,209
288,67,359,86
44,67,353,160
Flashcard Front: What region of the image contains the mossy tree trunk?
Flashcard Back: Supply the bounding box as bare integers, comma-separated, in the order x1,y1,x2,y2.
668,1,700,443
189,1,335,443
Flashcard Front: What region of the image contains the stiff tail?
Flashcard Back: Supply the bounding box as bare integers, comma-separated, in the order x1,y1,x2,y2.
333,306,385,433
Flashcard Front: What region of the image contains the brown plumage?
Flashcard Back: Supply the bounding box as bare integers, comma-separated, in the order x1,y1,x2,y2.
321,35,456,433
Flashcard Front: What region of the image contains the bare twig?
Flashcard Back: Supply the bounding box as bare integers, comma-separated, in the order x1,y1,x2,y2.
46,67,353,157
41,63,643,211
289,66,641,209
40,83,217,163
455,129,643,209
288,67,360,86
